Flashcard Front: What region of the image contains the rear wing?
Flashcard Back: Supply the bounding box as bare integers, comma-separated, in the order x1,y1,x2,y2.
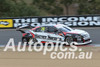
16,25,27,33
17,29,25,33
16,24,34,33
16,28,25,33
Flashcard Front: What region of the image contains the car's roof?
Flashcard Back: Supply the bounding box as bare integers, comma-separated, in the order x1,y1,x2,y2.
40,24,56,27
40,24,68,27
32,24,64,30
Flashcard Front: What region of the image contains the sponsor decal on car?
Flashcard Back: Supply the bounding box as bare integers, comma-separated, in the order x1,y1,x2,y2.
0,19,13,28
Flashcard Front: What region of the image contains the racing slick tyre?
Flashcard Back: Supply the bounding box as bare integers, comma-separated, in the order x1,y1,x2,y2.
65,36,73,45
22,38,29,45
28,38,38,46
22,38,37,46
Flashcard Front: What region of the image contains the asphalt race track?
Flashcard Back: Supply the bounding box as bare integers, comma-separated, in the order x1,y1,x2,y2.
0,28,100,46
0,28,100,67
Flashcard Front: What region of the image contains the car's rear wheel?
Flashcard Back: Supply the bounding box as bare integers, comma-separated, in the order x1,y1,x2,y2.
22,38,37,46
22,38,29,45
28,38,37,45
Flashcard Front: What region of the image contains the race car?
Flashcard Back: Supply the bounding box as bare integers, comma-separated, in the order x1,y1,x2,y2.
17,24,92,45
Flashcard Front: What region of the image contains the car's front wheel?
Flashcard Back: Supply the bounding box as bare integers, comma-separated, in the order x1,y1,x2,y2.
65,36,73,45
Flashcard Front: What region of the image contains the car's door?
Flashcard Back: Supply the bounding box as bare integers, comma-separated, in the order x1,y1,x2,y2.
47,26,64,42
32,26,64,43
33,26,49,42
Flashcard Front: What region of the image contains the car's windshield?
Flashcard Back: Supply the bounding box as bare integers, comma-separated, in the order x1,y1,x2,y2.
58,25,73,32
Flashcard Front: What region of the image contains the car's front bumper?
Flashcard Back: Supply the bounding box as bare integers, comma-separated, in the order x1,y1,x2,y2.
76,39,92,45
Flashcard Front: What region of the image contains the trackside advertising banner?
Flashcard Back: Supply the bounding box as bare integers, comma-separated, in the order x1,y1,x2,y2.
0,15,100,28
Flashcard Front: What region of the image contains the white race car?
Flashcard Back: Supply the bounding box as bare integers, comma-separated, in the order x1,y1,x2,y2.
17,24,92,45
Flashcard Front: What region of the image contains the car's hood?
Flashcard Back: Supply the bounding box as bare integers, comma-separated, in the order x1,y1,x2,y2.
68,29,88,35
